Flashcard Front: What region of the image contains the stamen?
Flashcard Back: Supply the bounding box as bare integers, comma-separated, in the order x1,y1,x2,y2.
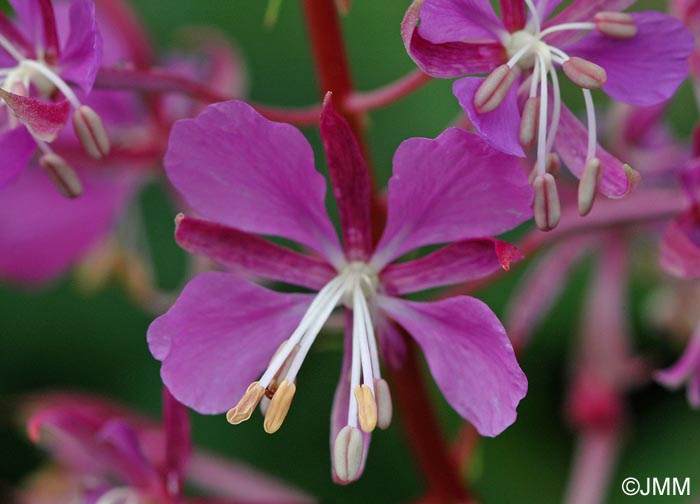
545,65,561,153
374,378,393,430
523,0,541,33
578,158,603,216
519,96,539,148
562,57,606,90
473,64,516,114
506,42,535,68
528,153,560,184
535,53,549,176
73,105,111,159
333,425,363,483
263,379,296,433
533,173,560,231
353,284,376,391
18,60,82,109
353,384,377,433
538,22,596,38
0,32,24,62
39,152,82,198
226,382,265,425
594,12,638,39
582,89,598,161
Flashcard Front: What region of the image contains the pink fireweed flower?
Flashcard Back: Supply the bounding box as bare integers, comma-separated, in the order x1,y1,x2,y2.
403,0,694,228
149,96,532,483
0,0,107,196
16,393,314,503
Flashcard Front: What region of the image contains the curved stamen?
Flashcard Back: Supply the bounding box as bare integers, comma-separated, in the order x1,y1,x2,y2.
538,22,595,38
0,32,24,62
545,64,561,154
582,88,597,161
19,60,81,109
524,0,541,33
536,52,549,176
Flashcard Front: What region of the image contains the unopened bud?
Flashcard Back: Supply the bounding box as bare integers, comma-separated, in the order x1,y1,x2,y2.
353,384,377,433
594,11,638,39
374,379,393,430
533,173,560,231
519,96,539,148
73,105,110,159
39,153,82,198
474,64,516,114
226,382,265,425
263,379,296,434
577,158,603,216
562,57,607,90
333,425,363,483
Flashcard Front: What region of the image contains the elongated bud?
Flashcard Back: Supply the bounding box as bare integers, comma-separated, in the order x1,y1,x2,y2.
533,173,560,231
263,379,296,433
73,105,110,159
39,153,82,198
226,382,265,425
353,384,377,433
474,64,516,114
578,158,603,216
594,12,638,39
374,379,393,430
519,96,539,148
333,426,363,483
562,57,606,90
528,153,560,184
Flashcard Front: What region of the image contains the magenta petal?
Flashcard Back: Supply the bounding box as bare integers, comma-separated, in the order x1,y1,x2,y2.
331,311,370,484
320,95,372,260
0,126,35,187
0,167,134,284
453,76,525,157
417,0,506,44
147,272,313,414
165,100,343,266
501,0,526,32
660,206,700,279
176,215,336,290
372,128,532,268
381,238,522,295
402,0,505,78
563,12,693,106
554,104,630,198
58,0,103,93
0,90,70,142
0,11,33,60
379,295,527,436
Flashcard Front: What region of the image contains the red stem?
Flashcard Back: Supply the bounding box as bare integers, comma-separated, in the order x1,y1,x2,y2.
388,334,471,502
345,70,432,113
163,387,191,503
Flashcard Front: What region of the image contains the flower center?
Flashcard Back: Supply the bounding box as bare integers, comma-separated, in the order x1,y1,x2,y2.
505,30,551,70
226,261,391,437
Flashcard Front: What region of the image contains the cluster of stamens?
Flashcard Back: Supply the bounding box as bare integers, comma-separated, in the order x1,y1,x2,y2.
475,2,639,230
0,31,111,198
226,262,392,482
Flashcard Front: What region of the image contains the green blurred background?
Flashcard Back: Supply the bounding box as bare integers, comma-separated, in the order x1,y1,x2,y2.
1,0,699,502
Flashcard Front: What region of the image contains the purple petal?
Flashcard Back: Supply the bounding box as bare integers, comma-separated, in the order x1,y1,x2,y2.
0,90,70,142
534,0,563,22
0,126,36,187
655,326,700,388
0,166,134,284
501,0,526,32
563,12,693,106
320,95,372,261
0,11,34,59
554,104,631,198
165,100,343,266
330,311,370,484
9,0,59,58
417,0,506,44
175,215,336,290
58,0,103,93
506,237,592,348
381,238,522,295
453,76,525,157
376,315,407,369
660,206,700,279
544,0,636,46
147,272,313,414
379,295,527,437
402,0,505,78
372,128,532,268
